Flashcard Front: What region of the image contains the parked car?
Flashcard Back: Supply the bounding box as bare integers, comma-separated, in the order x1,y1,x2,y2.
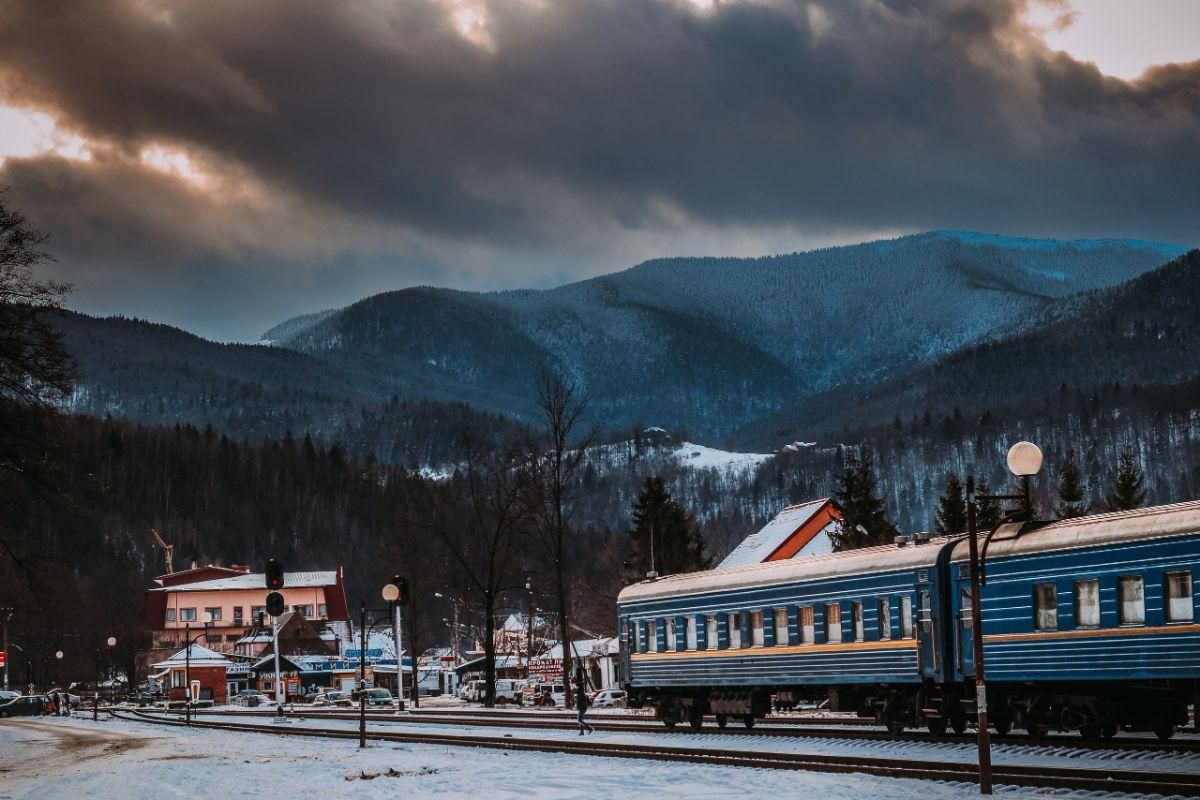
366,688,395,708
309,690,353,707
0,689,20,703
231,690,274,708
590,689,627,709
458,679,486,703
493,679,525,705
0,695,47,717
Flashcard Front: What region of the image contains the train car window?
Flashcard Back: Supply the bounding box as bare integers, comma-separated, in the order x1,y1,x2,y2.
751,611,765,647
1118,575,1145,625
665,618,677,652
799,606,815,644
706,615,718,650
1165,571,1194,622
900,596,914,639
1033,583,1058,630
686,616,698,650
825,603,842,643
1074,579,1100,628
646,619,658,652
851,601,864,642
878,598,892,640
728,613,742,649
774,608,790,646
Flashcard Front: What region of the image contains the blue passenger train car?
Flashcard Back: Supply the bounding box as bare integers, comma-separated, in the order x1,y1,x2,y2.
617,501,1199,738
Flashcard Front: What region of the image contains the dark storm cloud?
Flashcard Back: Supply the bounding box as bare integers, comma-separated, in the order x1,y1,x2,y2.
0,0,1197,339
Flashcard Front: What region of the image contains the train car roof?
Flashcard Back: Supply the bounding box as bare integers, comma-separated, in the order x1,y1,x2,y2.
949,498,1200,563
618,499,1200,606
618,534,953,605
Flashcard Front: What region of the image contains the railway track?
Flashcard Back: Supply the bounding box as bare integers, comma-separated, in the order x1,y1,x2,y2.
174,706,1200,755
114,709,1200,796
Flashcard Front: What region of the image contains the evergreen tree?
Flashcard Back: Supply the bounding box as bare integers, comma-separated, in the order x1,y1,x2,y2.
975,479,1003,530
627,475,709,577
1105,446,1147,511
934,473,966,535
1055,448,1088,519
830,447,898,550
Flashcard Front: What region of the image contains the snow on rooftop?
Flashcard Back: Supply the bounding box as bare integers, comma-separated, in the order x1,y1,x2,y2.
717,499,832,569
153,571,337,591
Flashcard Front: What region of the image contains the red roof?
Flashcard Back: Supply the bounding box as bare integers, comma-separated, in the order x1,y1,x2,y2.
156,565,251,587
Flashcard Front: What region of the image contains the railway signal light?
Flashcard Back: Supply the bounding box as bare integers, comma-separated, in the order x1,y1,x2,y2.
266,591,286,617
265,559,285,590
383,575,410,606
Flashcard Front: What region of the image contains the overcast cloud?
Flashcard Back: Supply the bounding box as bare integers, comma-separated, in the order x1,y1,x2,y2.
0,0,1197,340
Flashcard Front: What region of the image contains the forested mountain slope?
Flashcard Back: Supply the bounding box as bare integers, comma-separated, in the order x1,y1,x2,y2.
268,231,1181,436
736,248,1200,449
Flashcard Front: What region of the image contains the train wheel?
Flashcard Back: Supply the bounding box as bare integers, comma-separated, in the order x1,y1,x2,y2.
886,721,905,736
1027,724,1047,740
926,717,947,736
689,709,703,731
663,717,676,730
742,715,755,729
1101,720,1118,740
1079,722,1101,742
715,714,728,728
950,715,968,736
1154,721,1175,742
993,718,1012,737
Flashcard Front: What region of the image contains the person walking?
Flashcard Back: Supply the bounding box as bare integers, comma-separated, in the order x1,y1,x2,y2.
575,681,593,735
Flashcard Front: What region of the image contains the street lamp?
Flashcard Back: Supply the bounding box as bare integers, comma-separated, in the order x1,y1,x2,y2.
1,607,13,692
94,636,117,721
966,440,1043,795
184,612,213,727
381,580,406,713
525,579,535,678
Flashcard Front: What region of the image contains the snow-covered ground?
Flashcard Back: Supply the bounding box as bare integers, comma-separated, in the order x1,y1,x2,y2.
671,442,773,475
0,715,1059,800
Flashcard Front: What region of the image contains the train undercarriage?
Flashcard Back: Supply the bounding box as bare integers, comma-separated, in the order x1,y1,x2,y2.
628,680,1197,741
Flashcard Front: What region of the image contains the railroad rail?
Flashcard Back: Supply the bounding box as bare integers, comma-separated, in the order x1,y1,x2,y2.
114,709,1200,796
171,706,1200,755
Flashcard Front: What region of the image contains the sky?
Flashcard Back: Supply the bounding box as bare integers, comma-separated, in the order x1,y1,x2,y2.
0,0,1198,342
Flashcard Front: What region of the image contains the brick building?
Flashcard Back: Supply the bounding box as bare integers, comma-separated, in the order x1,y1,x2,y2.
150,644,232,704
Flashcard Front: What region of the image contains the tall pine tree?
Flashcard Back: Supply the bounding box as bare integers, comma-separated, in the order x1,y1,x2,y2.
627,475,710,577
1055,448,1088,519
934,473,967,535
1105,446,1147,511
830,447,898,550
975,478,1003,530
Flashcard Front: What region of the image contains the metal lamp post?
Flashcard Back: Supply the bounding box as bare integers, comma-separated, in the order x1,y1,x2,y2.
94,636,116,721
381,581,405,713
1,607,12,693
184,612,213,727
525,578,535,678
966,440,1043,795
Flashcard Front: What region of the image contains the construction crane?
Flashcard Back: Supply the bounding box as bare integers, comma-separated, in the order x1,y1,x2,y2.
151,528,174,574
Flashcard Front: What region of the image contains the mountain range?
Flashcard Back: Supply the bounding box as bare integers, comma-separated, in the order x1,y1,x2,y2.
56,230,1189,458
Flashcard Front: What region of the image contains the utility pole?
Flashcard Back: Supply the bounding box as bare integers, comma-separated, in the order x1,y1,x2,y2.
965,476,992,795
358,602,367,748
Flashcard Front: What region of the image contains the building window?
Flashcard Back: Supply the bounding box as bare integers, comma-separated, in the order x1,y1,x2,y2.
205,607,222,622
727,613,742,649
799,606,815,645
172,671,185,688
296,605,314,617
705,615,718,650
165,608,176,622
233,607,243,624
318,604,328,618
665,618,677,652
646,620,658,653
180,607,197,622
1074,579,1100,628
825,603,842,643
1033,583,1057,630
1118,575,1145,625
685,617,698,650
251,606,266,623
900,596,914,639
851,601,864,642
1165,571,1193,622
878,598,892,640
774,608,790,646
